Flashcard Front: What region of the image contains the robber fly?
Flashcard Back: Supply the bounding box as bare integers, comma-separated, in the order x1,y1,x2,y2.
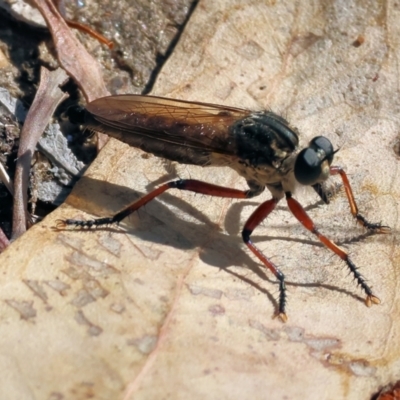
59,95,390,321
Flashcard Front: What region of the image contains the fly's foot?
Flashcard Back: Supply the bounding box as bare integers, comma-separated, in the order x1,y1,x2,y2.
365,294,381,307
277,312,288,323
356,214,390,234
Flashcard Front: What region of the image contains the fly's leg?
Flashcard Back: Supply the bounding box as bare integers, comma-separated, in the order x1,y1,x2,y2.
330,166,390,233
285,191,380,307
241,198,288,322
57,179,287,320
56,179,258,228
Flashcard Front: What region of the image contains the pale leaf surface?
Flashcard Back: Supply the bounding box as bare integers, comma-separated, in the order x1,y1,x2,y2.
0,1,399,399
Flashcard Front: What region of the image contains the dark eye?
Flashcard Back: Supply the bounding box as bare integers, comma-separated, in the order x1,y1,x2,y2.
294,136,334,185
310,136,334,165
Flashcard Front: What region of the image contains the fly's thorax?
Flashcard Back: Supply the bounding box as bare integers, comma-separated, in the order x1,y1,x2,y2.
210,116,299,191
230,111,299,171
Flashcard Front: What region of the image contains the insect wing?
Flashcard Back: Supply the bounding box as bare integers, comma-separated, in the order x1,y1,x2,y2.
86,95,251,154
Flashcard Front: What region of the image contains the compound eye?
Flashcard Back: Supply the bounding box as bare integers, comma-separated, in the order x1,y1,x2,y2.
294,148,322,185
310,136,334,165
294,136,335,185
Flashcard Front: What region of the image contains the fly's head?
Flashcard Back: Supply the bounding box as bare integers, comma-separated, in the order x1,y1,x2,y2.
294,136,334,186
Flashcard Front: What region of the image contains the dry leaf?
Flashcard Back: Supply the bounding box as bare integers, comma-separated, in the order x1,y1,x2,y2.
0,1,399,399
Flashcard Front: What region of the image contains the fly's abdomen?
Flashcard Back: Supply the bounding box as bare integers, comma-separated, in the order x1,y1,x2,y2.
81,110,212,166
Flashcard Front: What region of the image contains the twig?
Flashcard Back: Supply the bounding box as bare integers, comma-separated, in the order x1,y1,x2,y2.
12,67,68,239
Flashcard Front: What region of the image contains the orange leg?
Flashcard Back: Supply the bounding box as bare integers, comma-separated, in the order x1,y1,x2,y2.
241,198,288,321
58,175,386,320
57,179,254,228
286,191,380,308
330,166,390,233
58,179,289,319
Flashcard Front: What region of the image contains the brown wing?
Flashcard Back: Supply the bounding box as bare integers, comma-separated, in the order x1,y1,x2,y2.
86,95,251,155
